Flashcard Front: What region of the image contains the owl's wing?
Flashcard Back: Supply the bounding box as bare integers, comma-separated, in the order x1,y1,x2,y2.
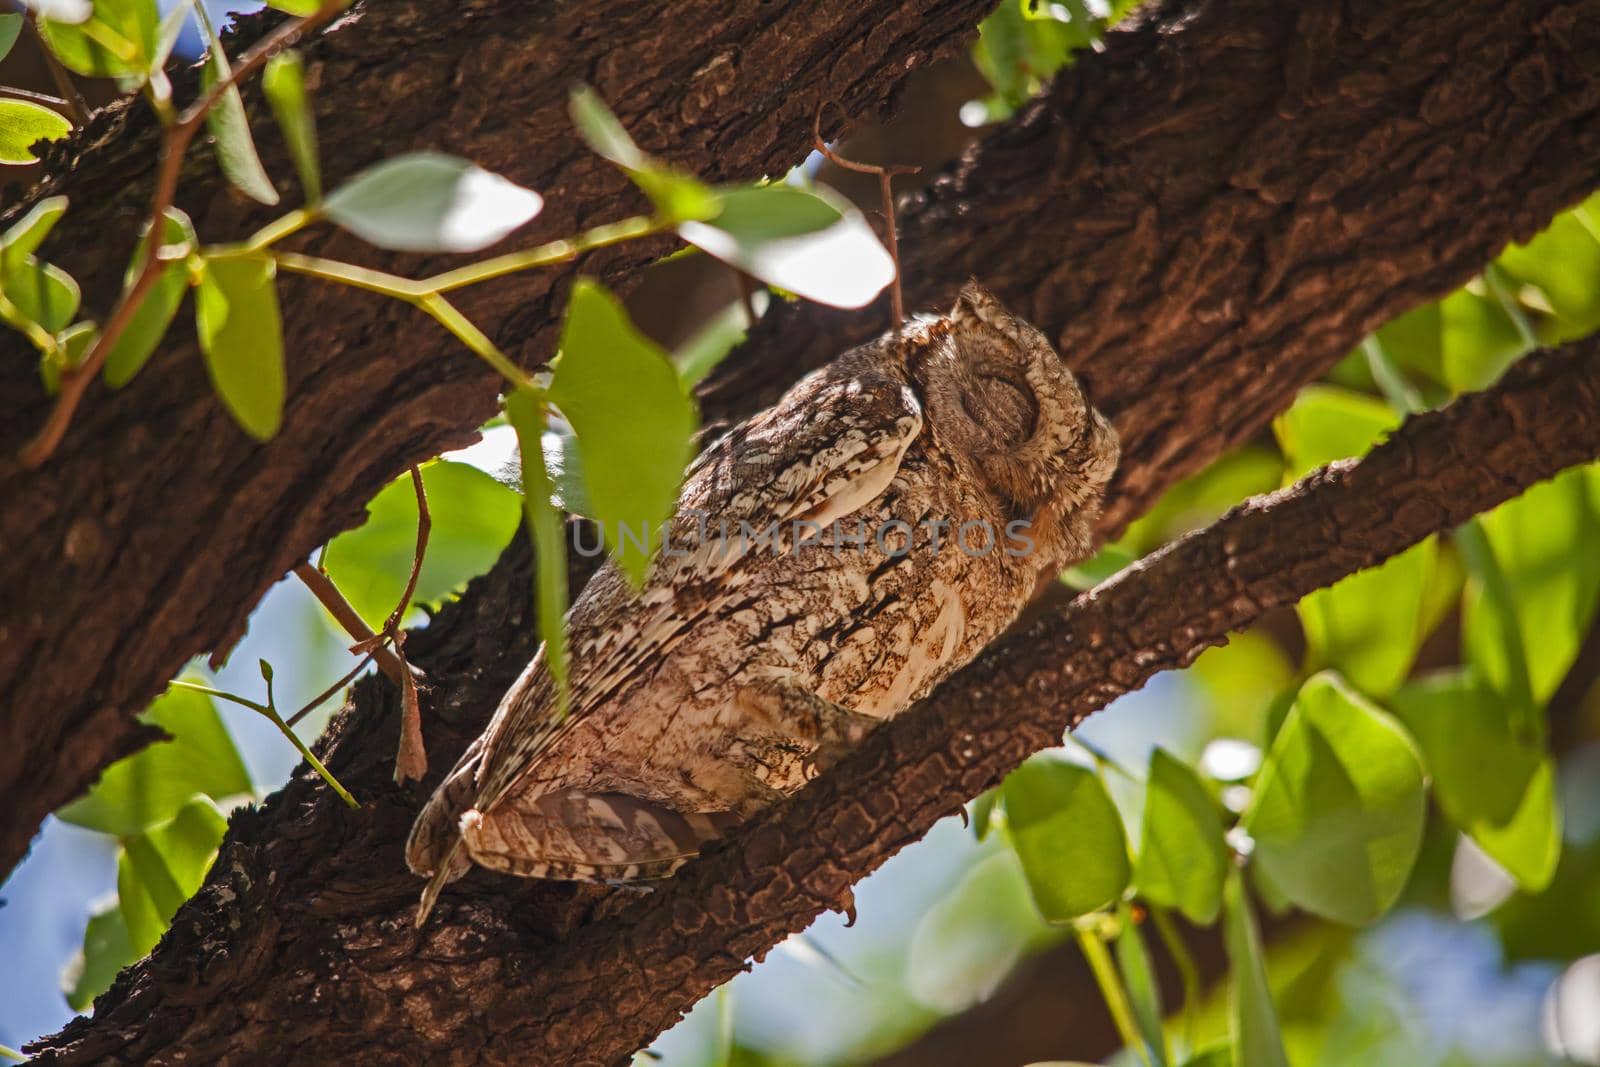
417,362,923,882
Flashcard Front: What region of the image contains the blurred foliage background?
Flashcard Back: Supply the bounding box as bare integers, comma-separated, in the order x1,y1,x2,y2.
4,1,1600,1065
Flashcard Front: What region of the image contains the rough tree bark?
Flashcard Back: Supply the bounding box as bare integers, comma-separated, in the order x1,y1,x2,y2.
0,0,993,877
32,332,1600,1066
10,0,1600,1061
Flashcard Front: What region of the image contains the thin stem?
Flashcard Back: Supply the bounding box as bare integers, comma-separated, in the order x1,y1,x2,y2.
272,250,422,299
1483,263,1540,350
25,13,90,124
421,213,666,293
415,292,531,386
0,1041,24,1062
284,650,375,728
243,207,317,252
18,0,346,468
169,678,270,715
1362,335,1425,415
1076,927,1154,1067
0,84,70,109
1149,906,1202,1051
812,105,917,337
292,562,408,684
259,699,360,809
387,466,431,632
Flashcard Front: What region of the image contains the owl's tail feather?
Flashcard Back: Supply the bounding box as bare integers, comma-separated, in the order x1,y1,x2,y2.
415,838,467,928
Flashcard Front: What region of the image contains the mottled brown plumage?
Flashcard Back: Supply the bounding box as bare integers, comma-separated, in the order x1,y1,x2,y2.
407,284,1119,923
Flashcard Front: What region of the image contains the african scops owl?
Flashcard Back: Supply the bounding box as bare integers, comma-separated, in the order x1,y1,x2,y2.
407,283,1119,922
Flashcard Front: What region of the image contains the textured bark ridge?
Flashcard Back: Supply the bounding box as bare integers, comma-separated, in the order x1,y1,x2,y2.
12,0,1600,1062
32,335,1600,1067
0,0,992,876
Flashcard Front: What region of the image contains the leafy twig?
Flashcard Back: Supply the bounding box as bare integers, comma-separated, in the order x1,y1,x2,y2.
24,12,89,124
291,561,409,684
811,105,917,337
283,649,375,728
19,0,347,469
169,676,358,808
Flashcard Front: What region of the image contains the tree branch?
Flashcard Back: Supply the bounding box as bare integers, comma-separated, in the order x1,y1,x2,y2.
31,333,1600,1065
0,0,993,877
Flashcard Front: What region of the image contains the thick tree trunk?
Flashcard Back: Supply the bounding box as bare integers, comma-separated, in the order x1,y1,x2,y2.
12,0,1600,1062
31,334,1600,1067
0,0,991,877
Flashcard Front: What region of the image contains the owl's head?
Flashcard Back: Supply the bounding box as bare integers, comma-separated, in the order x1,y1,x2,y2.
911,283,1119,541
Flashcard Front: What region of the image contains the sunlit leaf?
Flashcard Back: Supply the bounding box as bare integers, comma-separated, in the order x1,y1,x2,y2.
568,85,718,223
62,901,137,1011
1,195,67,275
25,0,92,25
970,787,1000,841
0,98,71,164
263,50,320,204
194,253,285,441
1470,758,1561,893
1119,445,1282,556
57,681,252,837
321,459,523,629
546,278,697,587
1463,463,1600,710
1179,1046,1234,1067
1497,192,1600,342
323,151,542,253
0,14,25,66
265,0,323,13
672,297,750,389
104,207,197,387
1223,872,1290,1067
506,386,571,712
1135,748,1228,925
1275,385,1435,697
116,796,229,955
3,255,79,333
679,184,894,308
196,2,280,206
1114,905,1169,1066
1003,751,1131,922
1243,672,1427,925
907,849,1053,1012
39,0,158,77
1439,285,1526,393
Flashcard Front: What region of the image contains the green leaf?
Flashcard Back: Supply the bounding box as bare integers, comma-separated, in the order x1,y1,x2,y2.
538,415,597,518
104,206,197,388
546,278,697,587
1298,540,1437,700
1179,1046,1234,1067
1243,672,1427,925
1223,872,1290,1067
1061,543,1135,591
1275,385,1435,697
264,0,324,13
679,184,894,309
506,386,571,712
1390,670,1559,891
1438,285,1528,393
196,2,280,206
568,85,718,223
672,297,750,389
262,49,320,204
1496,192,1600,342
1135,748,1228,925
1463,463,1600,709
1272,384,1400,482
116,796,229,955
1,194,67,275
970,787,1000,841
0,98,72,164
1114,905,1169,1067
321,459,522,629
1002,752,1131,922
194,253,285,441
907,849,1053,1012
323,151,542,253
39,0,159,78
3,255,79,333
0,13,23,63
62,902,138,1011
57,681,252,838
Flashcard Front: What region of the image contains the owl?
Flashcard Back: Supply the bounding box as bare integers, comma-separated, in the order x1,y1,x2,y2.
406,283,1120,923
